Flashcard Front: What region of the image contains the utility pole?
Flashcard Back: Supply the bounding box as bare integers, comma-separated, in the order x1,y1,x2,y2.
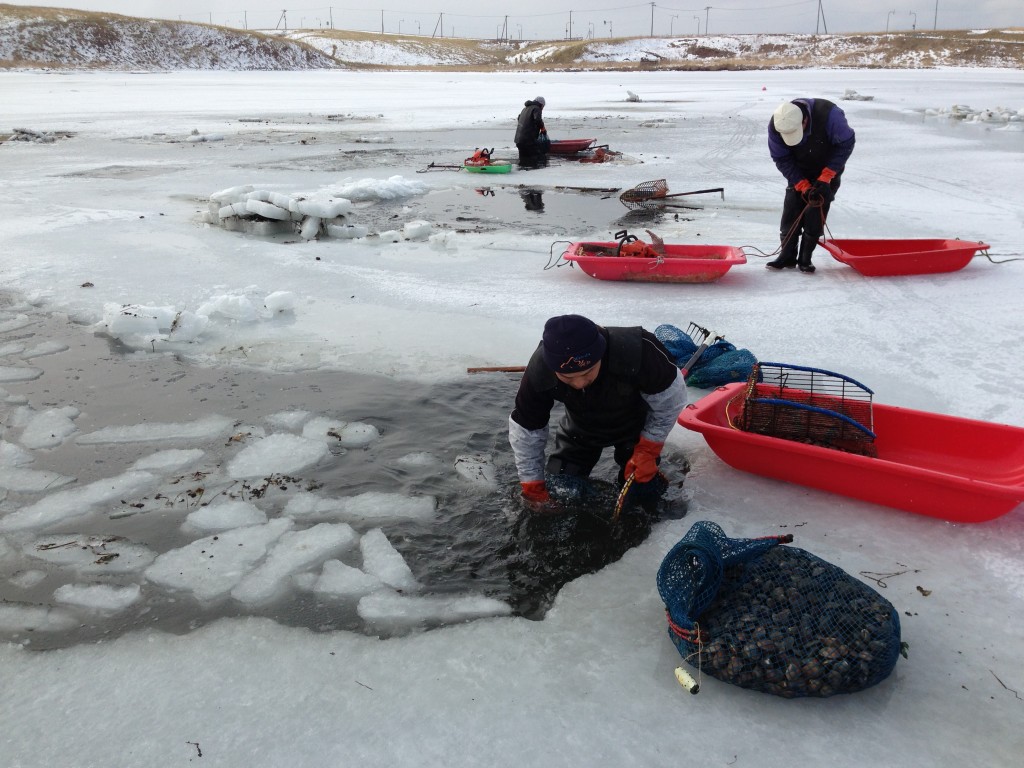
933,1,938,31
704,6,710,36
815,0,828,35
243,10,247,30
568,10,572,40
650,2,655,37
329,7,333,30
381,10,384,34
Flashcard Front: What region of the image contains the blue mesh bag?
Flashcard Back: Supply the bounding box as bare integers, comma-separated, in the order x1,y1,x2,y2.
654,323,757,388
657,521,902,698
684,348,758,389
654,322,699,362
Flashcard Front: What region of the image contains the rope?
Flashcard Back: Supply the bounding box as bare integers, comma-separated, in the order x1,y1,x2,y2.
691,621,704,692
981,250,1024,264
741,199,819,260
725,391,746,431
543,241,575,270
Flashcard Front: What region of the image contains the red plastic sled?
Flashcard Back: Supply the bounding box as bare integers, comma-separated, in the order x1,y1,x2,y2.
678,383,1024,523
818,238,989,276
549,138,597,154
564,242,746,283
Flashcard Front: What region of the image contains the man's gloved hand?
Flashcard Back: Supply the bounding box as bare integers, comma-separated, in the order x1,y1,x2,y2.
520,480,551,503
625,437,664,483
811,179,834,203
794,179,812,194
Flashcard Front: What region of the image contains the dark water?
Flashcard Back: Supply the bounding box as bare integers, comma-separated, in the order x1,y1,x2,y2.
1,304,687,649
355,183,698,238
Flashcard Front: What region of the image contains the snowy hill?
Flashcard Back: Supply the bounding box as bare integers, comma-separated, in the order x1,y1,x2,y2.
0,4,339,70
1,4,1023,70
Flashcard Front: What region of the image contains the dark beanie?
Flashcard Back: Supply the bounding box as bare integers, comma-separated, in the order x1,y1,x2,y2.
542,315,606,373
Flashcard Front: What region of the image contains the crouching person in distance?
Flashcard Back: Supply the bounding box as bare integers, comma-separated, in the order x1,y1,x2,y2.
508,314,687,511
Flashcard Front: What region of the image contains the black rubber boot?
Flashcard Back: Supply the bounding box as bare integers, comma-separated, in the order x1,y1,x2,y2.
797,242,816,273
767,237,798,270
766,256,797,270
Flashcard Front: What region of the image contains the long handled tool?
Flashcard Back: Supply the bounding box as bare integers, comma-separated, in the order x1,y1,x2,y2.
612,469,668,521
467,366,526,374
619,179,725,210
680,322,725,378
417,162,463,173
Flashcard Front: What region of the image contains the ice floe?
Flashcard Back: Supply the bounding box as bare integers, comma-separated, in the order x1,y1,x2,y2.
181,499,268,534
23,534,157,574
283,491,437,524
144,518,293,602
357,590,512,630
359,527,420,592
53,582,142,614
225,433,329,478
230,522,358,605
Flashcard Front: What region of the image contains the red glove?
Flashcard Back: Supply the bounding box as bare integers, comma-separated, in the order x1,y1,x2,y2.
625,437,663,483
520,480,551,503
794,179,812,194
817,168,837,183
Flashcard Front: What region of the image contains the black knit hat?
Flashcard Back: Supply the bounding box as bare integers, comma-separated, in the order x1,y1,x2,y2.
542,315,606,373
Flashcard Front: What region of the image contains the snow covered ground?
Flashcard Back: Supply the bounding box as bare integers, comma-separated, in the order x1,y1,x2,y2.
1,68,1022,767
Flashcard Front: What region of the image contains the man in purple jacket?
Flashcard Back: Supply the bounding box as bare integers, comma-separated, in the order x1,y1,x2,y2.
767,98,856,273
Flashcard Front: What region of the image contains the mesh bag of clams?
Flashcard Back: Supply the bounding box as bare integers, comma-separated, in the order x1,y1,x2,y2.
657,520,902,698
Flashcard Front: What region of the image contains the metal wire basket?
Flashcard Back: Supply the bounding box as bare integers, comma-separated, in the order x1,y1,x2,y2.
738,362,877,456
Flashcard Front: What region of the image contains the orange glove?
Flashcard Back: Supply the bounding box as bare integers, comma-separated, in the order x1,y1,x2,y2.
817,168,837,183
520,480,551,503
794,179,812,194
625,437,663,483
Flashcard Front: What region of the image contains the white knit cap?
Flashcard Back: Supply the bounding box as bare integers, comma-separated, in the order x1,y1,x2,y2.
772,102,804,146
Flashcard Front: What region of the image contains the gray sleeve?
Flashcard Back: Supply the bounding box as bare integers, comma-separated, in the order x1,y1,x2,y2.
640,369,687,443
508,415,548,483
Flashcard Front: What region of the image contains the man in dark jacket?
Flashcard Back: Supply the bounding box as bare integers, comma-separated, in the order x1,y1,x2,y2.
508,314,686,507
515,96,548,168
767,98,856,273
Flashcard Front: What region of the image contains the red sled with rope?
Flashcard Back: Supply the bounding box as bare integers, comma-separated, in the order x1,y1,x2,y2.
561,230,746,283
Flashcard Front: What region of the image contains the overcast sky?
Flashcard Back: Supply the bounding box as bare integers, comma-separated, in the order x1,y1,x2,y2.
5,1,1021,39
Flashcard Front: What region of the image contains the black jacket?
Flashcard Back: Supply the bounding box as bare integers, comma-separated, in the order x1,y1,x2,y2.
515,100,545,146
511,327,678,444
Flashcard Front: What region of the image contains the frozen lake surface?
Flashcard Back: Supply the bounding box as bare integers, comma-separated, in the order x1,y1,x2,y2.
1,68,1022,767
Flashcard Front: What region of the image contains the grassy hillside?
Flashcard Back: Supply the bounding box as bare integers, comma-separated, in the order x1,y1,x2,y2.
2,4,1022,71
